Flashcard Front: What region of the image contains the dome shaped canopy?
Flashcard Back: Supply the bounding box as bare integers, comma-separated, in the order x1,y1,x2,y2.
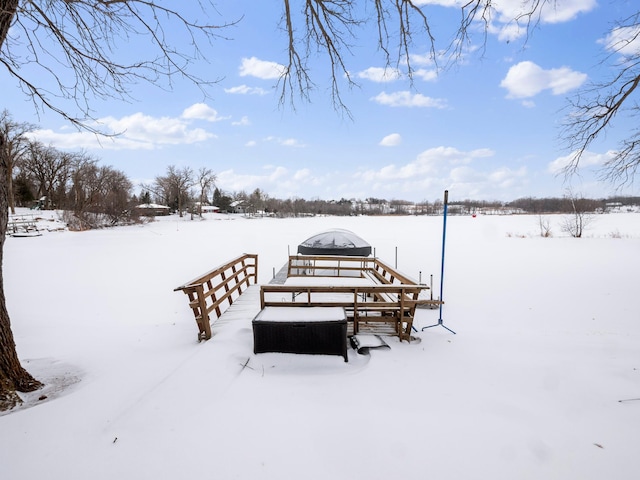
297,229,372,256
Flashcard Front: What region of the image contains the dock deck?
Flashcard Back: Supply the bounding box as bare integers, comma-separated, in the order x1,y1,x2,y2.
211,284,398,337
177,254,432,342
210,284,263,333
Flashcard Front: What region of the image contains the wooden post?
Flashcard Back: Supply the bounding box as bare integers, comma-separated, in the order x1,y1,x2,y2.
196,285,212,340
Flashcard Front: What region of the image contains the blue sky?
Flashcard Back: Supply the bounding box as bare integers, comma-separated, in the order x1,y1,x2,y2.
3,0,640,202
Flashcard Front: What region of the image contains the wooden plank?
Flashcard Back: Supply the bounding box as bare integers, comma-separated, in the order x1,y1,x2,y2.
174,253,257,292
174,254,258,340
259,270,425,342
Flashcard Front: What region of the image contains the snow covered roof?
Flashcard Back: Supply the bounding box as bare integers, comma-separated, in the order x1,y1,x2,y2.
297,228,372,256
136,203,169,209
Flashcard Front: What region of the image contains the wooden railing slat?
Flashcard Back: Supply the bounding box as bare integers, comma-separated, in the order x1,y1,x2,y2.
175,253,258,341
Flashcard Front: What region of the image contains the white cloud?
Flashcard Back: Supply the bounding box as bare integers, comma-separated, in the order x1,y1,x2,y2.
349,145,531,199
224,85,269,95
445,165,528,195
232,116,251,127
217,166,290,192
264,136,306,148
100,112,214,145
500,61,587,99
358,146,494,182
371,91,447,108
239,57,285,80
210,145,533,202
216,165,330,198
356,64,437,84
281,138,303,147
356,67,402,83
488,166,527,188
416,0,596,41
409,52,436,67
491,22,525,43
294,169,312,181
450,165,484,183
26,128,117,150
182,103,227,122
413,69,438,82
532,0,596,24
547,150,612,175
379,133,402,147
269,166,289,181
599,25,640,57
29,111,216,150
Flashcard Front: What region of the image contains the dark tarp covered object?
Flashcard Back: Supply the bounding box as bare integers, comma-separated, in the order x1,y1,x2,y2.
297,229,372,256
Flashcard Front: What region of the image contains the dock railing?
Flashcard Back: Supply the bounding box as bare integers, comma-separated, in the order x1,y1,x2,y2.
175,253,258,341
260,283,425,341
287,254,419,285
264,255,438,341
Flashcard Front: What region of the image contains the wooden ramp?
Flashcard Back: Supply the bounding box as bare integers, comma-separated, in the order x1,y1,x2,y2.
211,284,262,332
174,254,258,341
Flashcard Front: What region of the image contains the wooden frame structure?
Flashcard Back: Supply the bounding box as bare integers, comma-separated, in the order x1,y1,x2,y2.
287,254,420,285
7,214,41,237
262,255,438,342
175,253,440,344
174,254,258,341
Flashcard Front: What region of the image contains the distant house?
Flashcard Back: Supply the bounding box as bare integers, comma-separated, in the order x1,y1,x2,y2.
31,196,48,210
134,203,171,216
202,205,220,213
605,202,623,213
229,200,246,214
194,202,220,213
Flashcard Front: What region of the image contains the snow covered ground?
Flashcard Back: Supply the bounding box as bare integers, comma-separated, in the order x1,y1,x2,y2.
2,209,640,480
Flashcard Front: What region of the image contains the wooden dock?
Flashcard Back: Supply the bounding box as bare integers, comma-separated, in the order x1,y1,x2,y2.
210,284,397,337
211,284,262,332
176,254,433,341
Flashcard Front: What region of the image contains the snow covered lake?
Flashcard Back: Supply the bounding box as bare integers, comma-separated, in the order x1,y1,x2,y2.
2,210,640,479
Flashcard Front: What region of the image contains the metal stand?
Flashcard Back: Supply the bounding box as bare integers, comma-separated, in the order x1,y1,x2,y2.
423,190,456,334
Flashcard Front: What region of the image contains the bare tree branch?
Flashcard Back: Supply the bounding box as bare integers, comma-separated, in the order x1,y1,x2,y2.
2,1,239,132
279,0,436,116
561,10,640,187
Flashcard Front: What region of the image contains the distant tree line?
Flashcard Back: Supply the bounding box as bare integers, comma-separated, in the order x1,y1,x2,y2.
4,111,640,228
505,196,639,214
3,110,133,229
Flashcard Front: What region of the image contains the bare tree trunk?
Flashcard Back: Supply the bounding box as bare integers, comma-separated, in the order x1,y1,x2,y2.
0,123,42,411
6,159,15,213
0,1,18,47
2,3,19,218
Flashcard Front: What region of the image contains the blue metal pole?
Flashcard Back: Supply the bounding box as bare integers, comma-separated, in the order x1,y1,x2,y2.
438,190,448,323
423,190,455,333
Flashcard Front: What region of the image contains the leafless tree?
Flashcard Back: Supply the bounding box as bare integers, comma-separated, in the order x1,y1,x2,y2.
154,166,194,217
562,11,640,186
0,110,34,214
66,157,133,229
1,1,236,132
0,132,42,409
102,168,134,221
248,188,267,215
68,153,100,215
0,0,237,410
195,167,217,217
560,189,595,238
20,141,72,209
537,215,552,238
280,0,435,115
